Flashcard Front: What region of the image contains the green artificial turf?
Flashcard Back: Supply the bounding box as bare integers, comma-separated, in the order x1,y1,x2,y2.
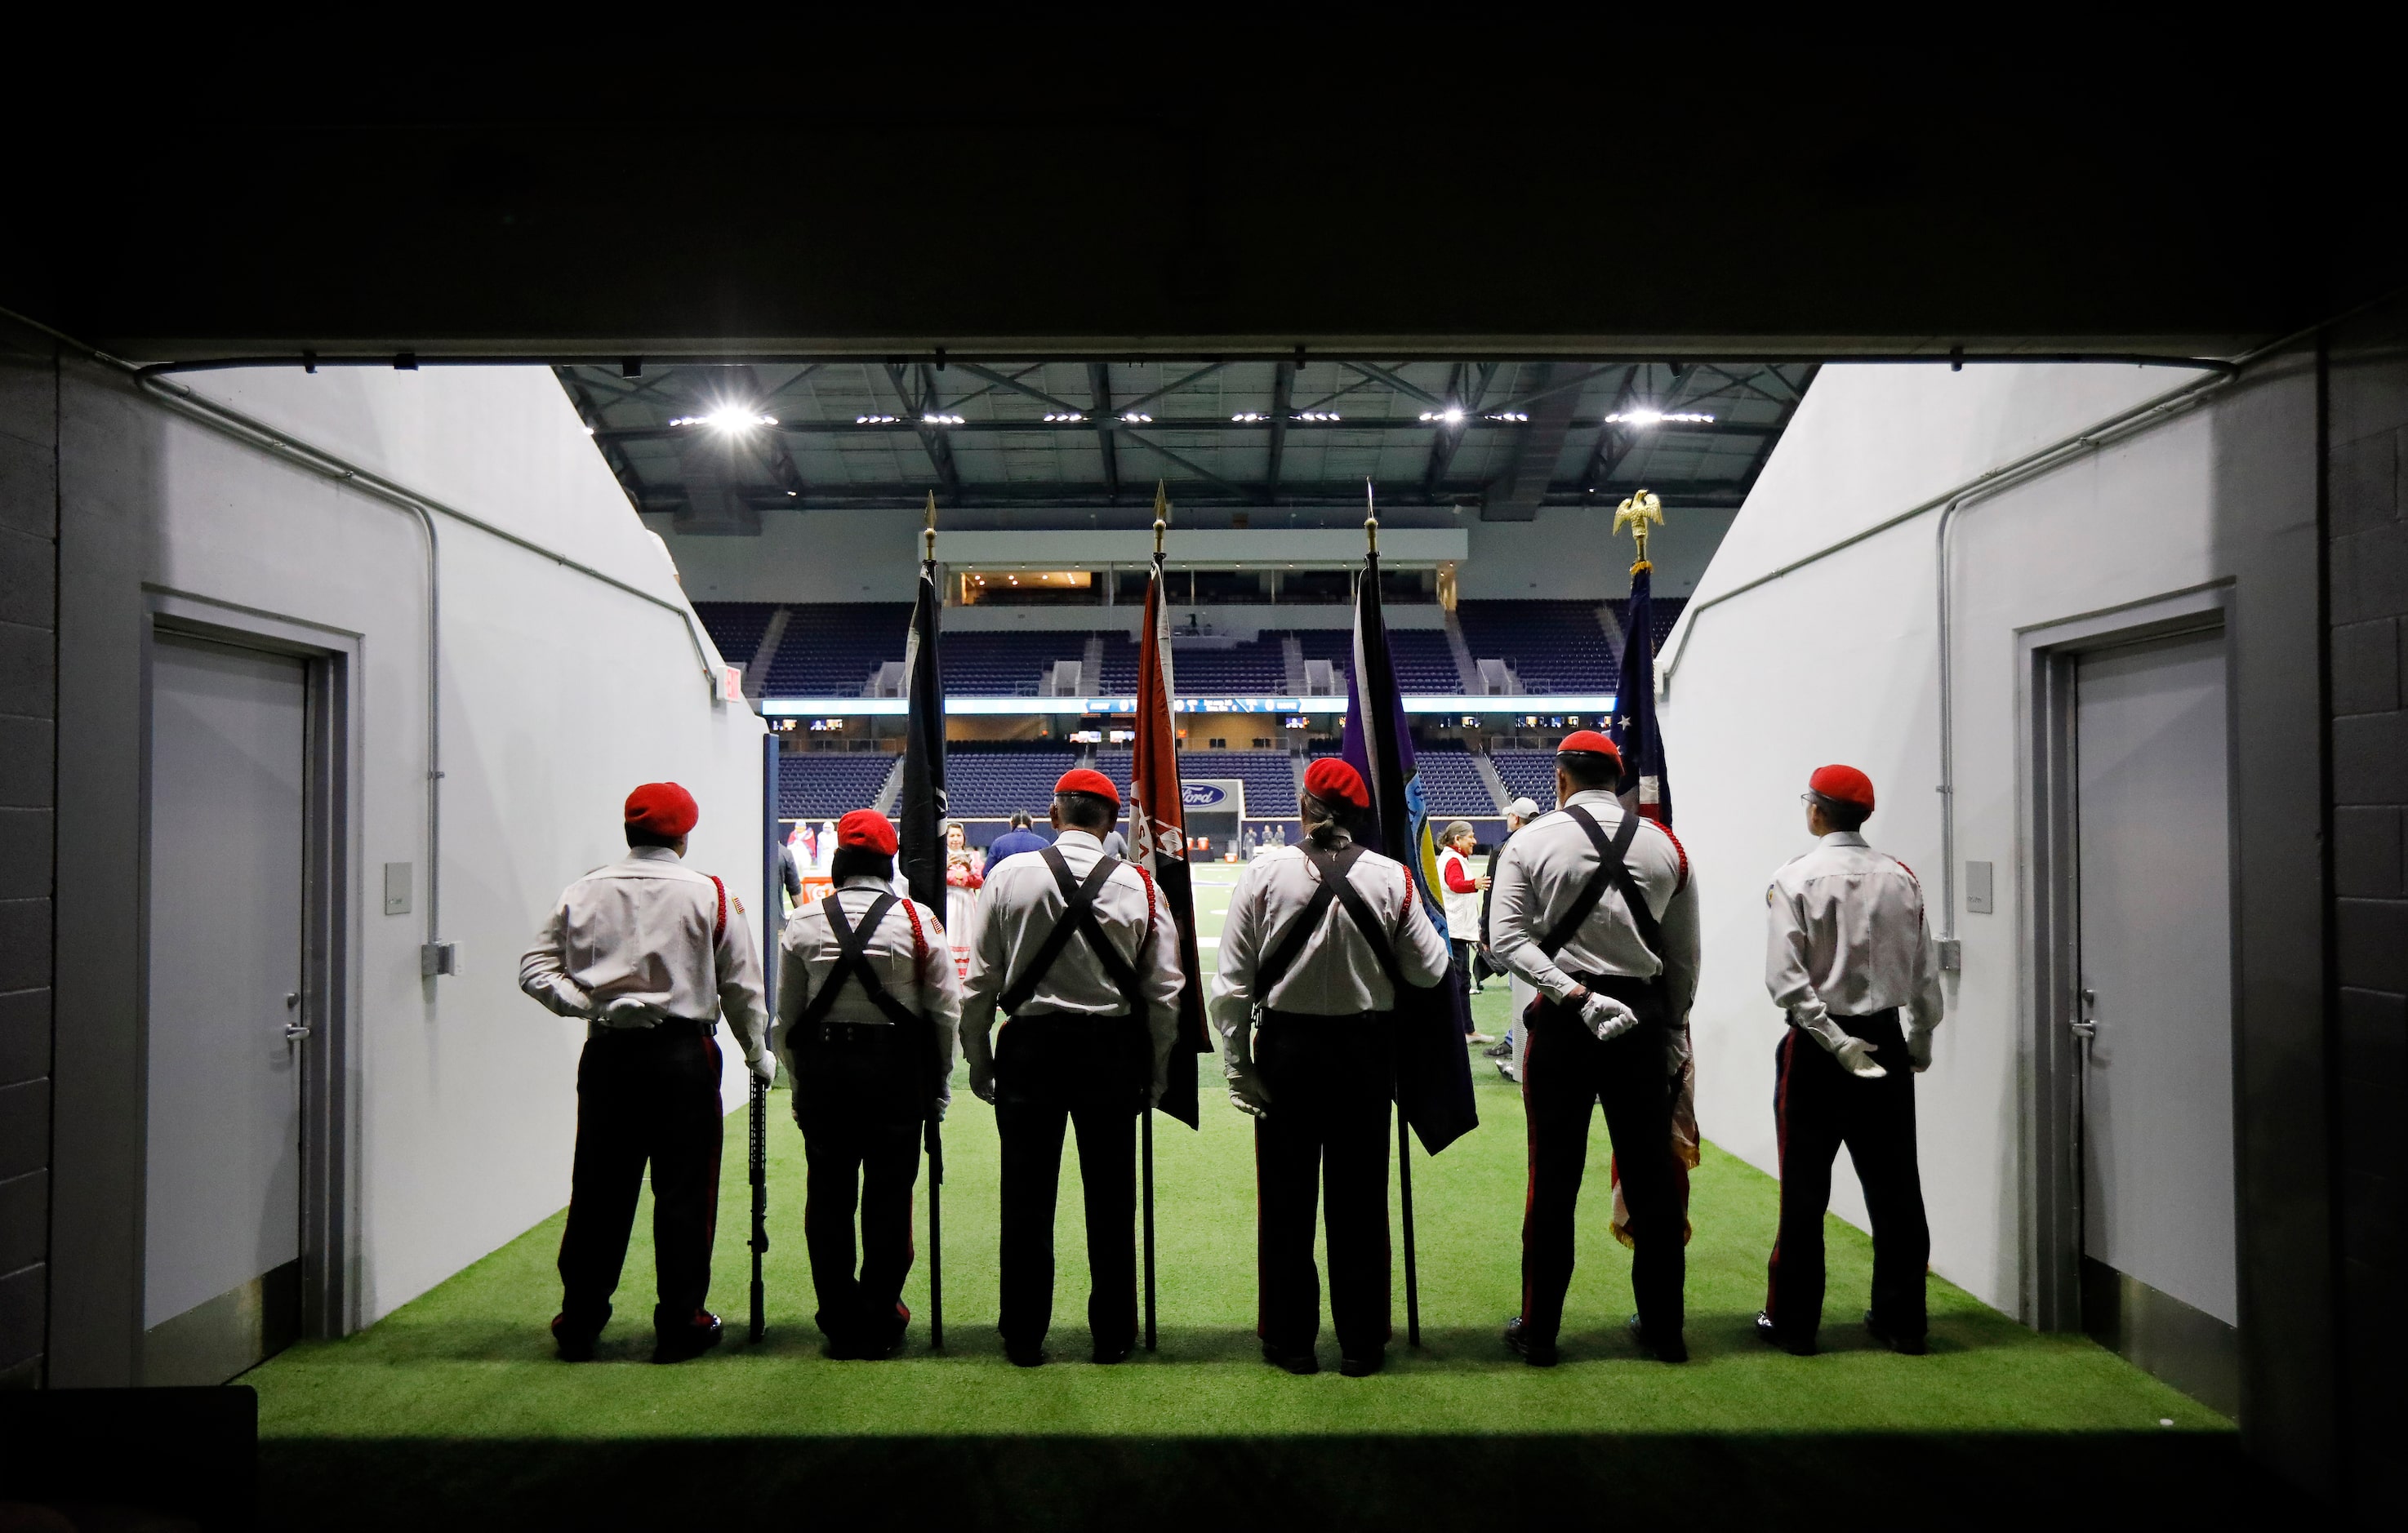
249,867,2223,1446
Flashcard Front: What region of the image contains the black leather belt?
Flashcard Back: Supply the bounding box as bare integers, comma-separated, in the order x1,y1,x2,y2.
593,1017,715,1040
1259,1009,1382,1026
802,1020,902,1047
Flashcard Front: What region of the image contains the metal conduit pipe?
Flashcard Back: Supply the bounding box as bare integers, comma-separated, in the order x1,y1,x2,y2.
2,304,723,979
1656,361,2241,949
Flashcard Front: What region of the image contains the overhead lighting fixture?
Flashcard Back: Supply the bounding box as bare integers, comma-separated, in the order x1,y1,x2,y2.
1605,409,1715,426
1415,407,1467,424
1121,411,1153,424
922,413,966,425
1231,411,1266,423
1296,411,1342,422
1043,411,1086,423
1485,411,1529,423
670,406,779,432
857,414,901,424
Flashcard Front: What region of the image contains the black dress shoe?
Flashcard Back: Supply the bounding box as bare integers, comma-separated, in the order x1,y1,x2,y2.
1503,1315,1557,1367
652,1310,724,1364
1007,1342,1050,1368
1756,1310,1816,1356
1627,1313,1688,1363
1864,1311,1929,1355
1482,1038,1515,1060
550,1314,597,1362
1338,1352,1384,1377
1092,1342,1133,1366
1262,1345,1320,1375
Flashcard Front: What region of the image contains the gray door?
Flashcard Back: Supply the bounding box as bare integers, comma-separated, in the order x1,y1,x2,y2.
143,633,310,1384
2074,627,2238,1412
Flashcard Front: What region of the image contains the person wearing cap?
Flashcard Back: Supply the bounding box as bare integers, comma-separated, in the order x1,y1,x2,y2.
1480,797,1544,1071
1436,820,1495,1024
519,782,771,1364
1208,757,1453,1377
1758,765,1945,1357
1487,731,1699,1366
775,809,959,1359
961,766,1186,1366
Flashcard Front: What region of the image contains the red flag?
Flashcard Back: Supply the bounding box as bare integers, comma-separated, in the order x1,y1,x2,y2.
1130,549,1209,1129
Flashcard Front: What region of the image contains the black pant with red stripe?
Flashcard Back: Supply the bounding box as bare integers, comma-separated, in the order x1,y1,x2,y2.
1519,979,1684,1350
793,1024,925,1352
995,1014,1146,1356
1763,1009,1930,1346
556,1024,725,1338
1253,1012,1395,1362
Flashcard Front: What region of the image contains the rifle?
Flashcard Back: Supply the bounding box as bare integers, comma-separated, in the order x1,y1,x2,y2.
749,1073,768,1344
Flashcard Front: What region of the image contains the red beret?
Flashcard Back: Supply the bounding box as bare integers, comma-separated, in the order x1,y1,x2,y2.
1302,758,1369,809
1809,764,1876,811
836,809,898,855
624,781,699,838
1557,729,1622,765
1054,767,1121,808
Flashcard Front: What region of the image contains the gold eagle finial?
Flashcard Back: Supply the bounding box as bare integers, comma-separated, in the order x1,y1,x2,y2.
1613,490,1663,570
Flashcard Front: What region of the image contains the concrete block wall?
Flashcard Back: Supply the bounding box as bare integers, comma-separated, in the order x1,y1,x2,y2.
0,319,55,1388
2328,300,2408,1520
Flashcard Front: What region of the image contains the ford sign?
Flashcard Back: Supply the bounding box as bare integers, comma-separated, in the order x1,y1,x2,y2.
1182,783,1230,807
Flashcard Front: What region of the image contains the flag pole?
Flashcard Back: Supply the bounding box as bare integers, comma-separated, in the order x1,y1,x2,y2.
750,735,779,1344
919,491,947,1350
1366,478,1423,1350
1140,482,1171,1351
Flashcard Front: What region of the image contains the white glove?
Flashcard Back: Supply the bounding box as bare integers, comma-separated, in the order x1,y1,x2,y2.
1578,991,1641,1042
749,1052,777,1085
1226,1063,1273,1119
599,995,661,1027
968,1061,999,1105
1907,1025,1934,1073
931,1095,950,1123
1832,1036,1889,1079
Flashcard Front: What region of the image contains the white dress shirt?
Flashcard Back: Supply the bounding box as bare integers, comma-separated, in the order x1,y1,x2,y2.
1487,789,1700,1016
1765,831,1945,1048
519,846,770,1064
777,876,964,1099
1208,839,1453,1061
960,829,1186,1097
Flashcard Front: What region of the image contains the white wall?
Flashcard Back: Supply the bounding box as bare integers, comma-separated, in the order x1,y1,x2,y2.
1458,504,1734,600
52,365,764,1368
1661,362,2312,1314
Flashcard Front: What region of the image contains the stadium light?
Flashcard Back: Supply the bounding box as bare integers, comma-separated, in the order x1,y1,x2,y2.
670,405,779,433
1605,409,1715,426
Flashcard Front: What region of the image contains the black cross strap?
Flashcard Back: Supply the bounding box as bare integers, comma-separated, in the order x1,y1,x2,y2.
796,892,924,1033
996,845,1144,1015
1256,842,1410,998
1536,804,1660,964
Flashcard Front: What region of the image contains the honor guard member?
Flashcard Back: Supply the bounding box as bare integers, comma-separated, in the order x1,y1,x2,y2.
1758,765,1944,1356
519,782,771,1364
1489,733,1699,1366
963,768,1185,1367
777,810,961,1359
1210,758,1453,1377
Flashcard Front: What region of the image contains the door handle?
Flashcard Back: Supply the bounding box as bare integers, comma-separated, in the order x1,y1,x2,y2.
2071,987,2098,1040
284,992,310,1042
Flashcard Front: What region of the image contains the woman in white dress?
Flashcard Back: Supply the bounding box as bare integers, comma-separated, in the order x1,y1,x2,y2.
942,821,984,982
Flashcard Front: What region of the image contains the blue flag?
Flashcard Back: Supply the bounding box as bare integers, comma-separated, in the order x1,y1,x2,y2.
1611,564,1672,828
897,559,949,912
1342,550,1479,1156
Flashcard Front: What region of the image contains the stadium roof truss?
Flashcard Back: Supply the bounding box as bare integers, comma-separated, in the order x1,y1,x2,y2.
558,358,1814,523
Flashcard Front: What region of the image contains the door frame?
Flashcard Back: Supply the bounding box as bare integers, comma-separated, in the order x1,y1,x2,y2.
140,592,360,1357
2019,580,2236,1335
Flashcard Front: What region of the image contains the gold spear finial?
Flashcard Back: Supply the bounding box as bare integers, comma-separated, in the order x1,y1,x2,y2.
1153,480,1170,557
1613,489,1663,572
923,491,937,562
1363,476,1379,555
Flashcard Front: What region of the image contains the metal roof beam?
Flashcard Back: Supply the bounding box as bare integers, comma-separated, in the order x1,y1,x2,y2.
1340,360,1444,408
1111,361,1228,415
1264,361,1293,500
955,361,1083,414
1089,362,1119,504
885,361,960,501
